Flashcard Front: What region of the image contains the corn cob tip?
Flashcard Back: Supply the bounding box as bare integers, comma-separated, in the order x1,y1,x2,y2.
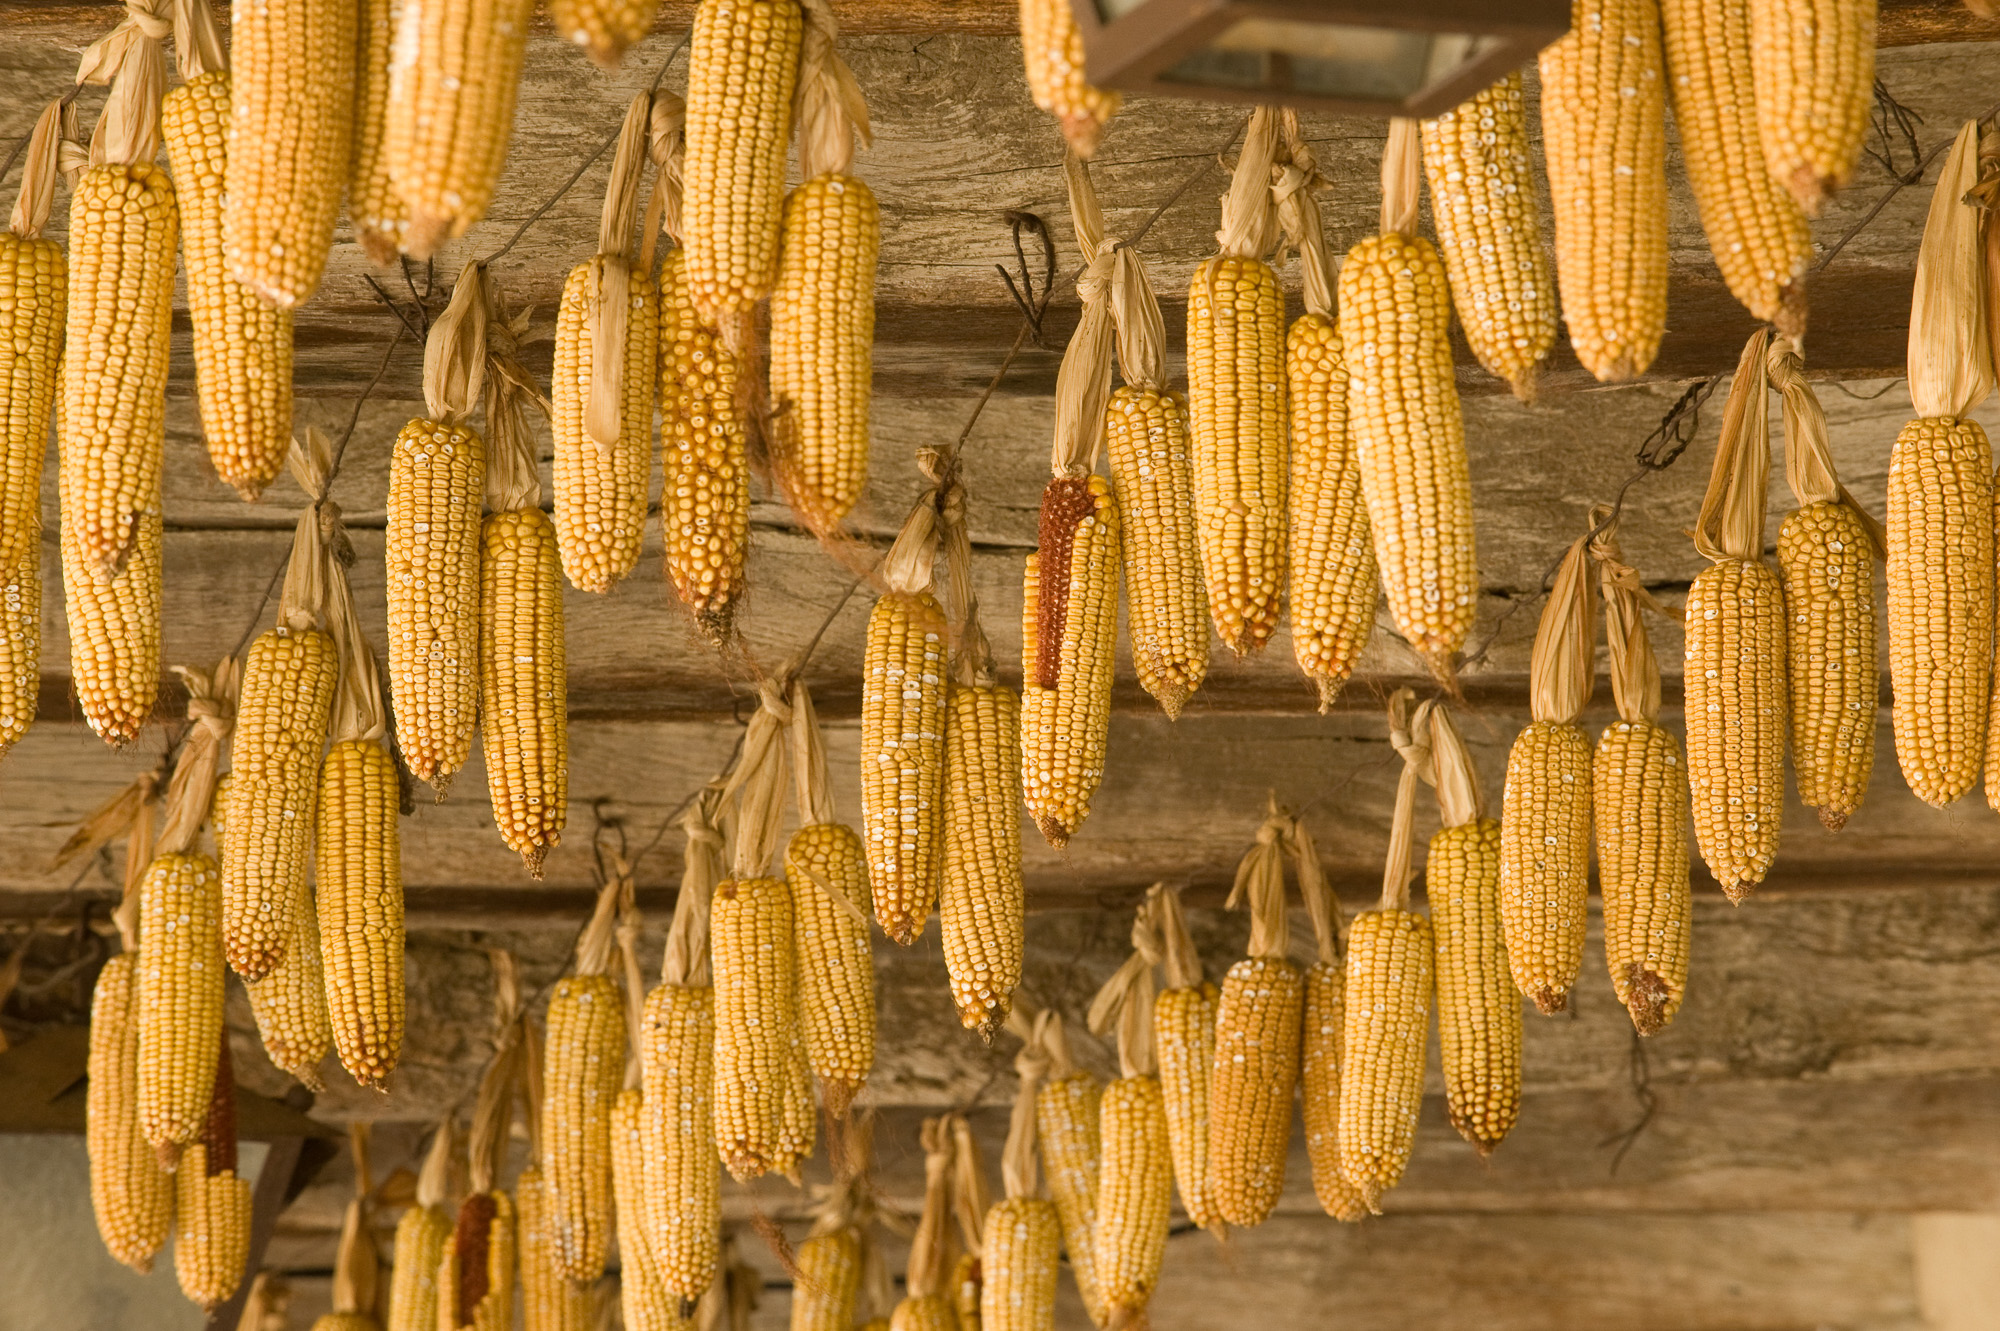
1155,685,1190,722
1062,114,1106,160
694,605,735,650
1623,965,1673,1037
1815,806,1851,833
1787,171,1835,220
426,773,453,803
1507,373,1538,406
1311,675,1344,715
520,846,548,878
962,1000,1010,1044
1419,649,1463,698
1033,813,1072,850
822,1078,859,1120
1773,281,1809,343
1531,987,1568,1017
357,231,401,268
1107,1305,1151,1331
154,1142,183,1172
1721,880,1755,905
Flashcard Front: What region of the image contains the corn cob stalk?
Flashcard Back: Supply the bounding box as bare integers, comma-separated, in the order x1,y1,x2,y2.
1086,896,1172,1329
643,788,723,1304
481,291,568,875
714,693,815,1179
784,680,876,1114
136,853,225,1159
554,94,659,596
1018,0,1118,157
659,241,749,645
1892,122,1994,808
772,2,879,534
88,890,174,1273
387,0,533,256
1590,513,1694,1035
163,0,294,500
1150,887,1223,1232
350,0,406,262
174,1040,252,1311
1293,824,1366,1223
1188,115,1286,655
682,0,804,330
1499,525,1596,1014
1748,0,1875,216
1338,692,1437,1210
1661,0,1812,336
443,958,525,1331
1418,73,1556,400
0,102,68,762
543,875,629,1283
892,1116,966,1331
388,1121,455,1331
982,1012,1062,1331
1031,1015,1105,1325
553,0,661,69
1340,120,1475,685
1687,330,1788,898
1207,802,1304,1229
1768,339,1880,830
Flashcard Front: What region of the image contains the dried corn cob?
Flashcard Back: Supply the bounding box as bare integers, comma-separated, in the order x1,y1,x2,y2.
163,60,293,500
387,1122,454,1331
317,1132,384,1331
861,569,948,941
1033,1018,1105,1326
62,504,162,748
1660,0,1813,336
244,868,333,1091
1419,72,1556,400
174,1042,251,1311
659,244,749,644
440,1190,516,1331
1294,824,1367,1223
1747,0,1875,215
1018,0,1118,157
544,878,628,1284
983,1015,1060,1330
318,737,404,1088
1540,0,1670,381
553,0,661,68
136,853,225,1158
1022,475,1118,849
941,674,1024,1037
1087,895,1171,1329
791,1228,861,1331
387,0,533,255
611,1090,681,1331
88,942,174,1272
516,1168,593,1331
1341,120,1475,684
1151,887,1222,1232
350,0,406,262
445,963,524,1331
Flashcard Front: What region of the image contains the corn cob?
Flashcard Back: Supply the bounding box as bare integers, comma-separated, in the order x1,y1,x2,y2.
1094,1076,1169,1326
861,588,948,940
1540,0,1670,381
659,245,749,645
62,506,162,748
1660,0,1813,335
1018,0,1118,157
222,0,354,305
1498,722,1592,1014
136,854,225,1157
350,0,407,263
387,1125,454,1331
1286,311,1375,711
387,0,534,256
515,1168,593,1331
1337,907,1433,1210
1022,475,1119,849
1341,122,1475,684
552,261,657,594
552,0,661,68
224,626,336,980
790,1227,862,1331
1419,72,1557,400
1747,0,1875,216
1152,978,1220,1231
979,1197,1059,1331
1429,817,1519,1152
611,1095,682,1331
1594,720,1691,1034
478,508,568,874
642,982,719,1301
785,822,876,1114
941,680,1024,1037
245,867,333,1091
681,0,804,326
174,1044,251,1311
895,1116,968,1331
1035,1052,1105,1325
712,874,813,1179
1102,386,1208,717
88,950,174,1272
952,1253,981,1331
544,878,626,1286
162,69,294,501
387,418,484,794
318,738,404,1089
0,209,60,756
440,1190,516,1331
1291,821,1367,1225
62,161,176,580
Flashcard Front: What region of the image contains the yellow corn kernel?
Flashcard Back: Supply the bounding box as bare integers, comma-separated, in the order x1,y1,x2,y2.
1300,961,1367,1222
61,162,176,580
1186,256,1286,655
1660,0,1813,334
1285,312,1376,709
317,737,404,1090
351,0,408,263
386,418,485,794
1887,416,1993,807
1778,500,1877,829
1337,909,1433,1210
941,682,1024,1037
1035,1070,1105,1325
659,247,748,646
136,854,225,1156
861,590,948,942
162,70,294,501
551,0,662,68
1747,0,1875,215
610,1093,680,1331
225,626,337,980
1206,956,1302,1228
1104,386,1208,717
1683,558,1789,898
1337,231,1475,681
1153,982,1222,1231
61,505,162,749
1094,1076,1171,1326
440,1191,516,1331
978,1196,1059,1331
791,1228,862,1331
88,952,174,1271
244,869,333,1091
1419,72,1557,399
1017,0,1119,157
174,1140,252,1311
387,0,533,257
1022,475,1119,849
543,973,624,1282
479,507,569,875
711,876,814,1180
1594,719,1692,1035
771,173,880,533
389,1198,453,1331
681,0,803,324
1540,0,1670,381
553,262,659,594
784,822,876,1112
1428,818,1521,1152
1498,722,1592,1014
516,1167,595,1331
0,230,60,759
641,983,718,1302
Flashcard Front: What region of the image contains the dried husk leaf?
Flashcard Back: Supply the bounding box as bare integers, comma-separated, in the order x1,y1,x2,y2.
1275,110,1334,319
584,94,652,449
788,679,837,827
1910,120,1993,420
1154,883,1203,990
1426,700,1483,829
1529,527,1598,725
1589,508,1674,725
905,1116,958,1299
1086,893,1162,1079
282,429,386,744
1692,329,1774,564
1980,124,2000,387
795,0,871,181
417,1116,454,1210
949,1116,990,1258
1379,117,1421,238
8,98,76,239
467,1024,521,1194
919,447,981,670
483,290,549,513
330,1190,378,1315
423,264,490,426
615,880,646,1090
1001,1020,1047,1200
54,767,158,875
169,0,227,81
1216,107,1282,260
1227,801,1291,960
76,0,169,168
1379,689,1428,912
640,92,687,271
155,657,237,855
661,783,725,988
1768,337,1887,555
882,481,942,596
1051,151,1117,477
572,867,629,978
1293,821,1342,966
1107,246,1167,394
722,683,792,879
